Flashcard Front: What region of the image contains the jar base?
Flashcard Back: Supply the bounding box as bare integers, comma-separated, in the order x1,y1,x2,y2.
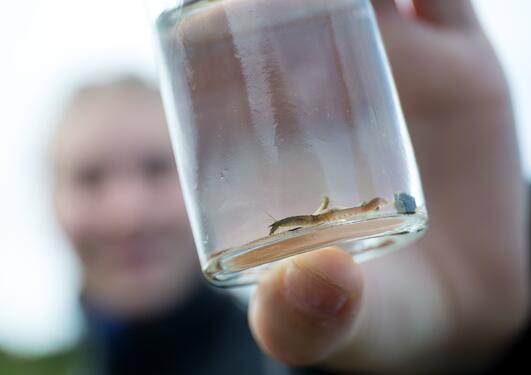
204,211,428,287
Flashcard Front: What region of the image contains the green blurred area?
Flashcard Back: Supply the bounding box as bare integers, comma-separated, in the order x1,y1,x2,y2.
0,347,76,375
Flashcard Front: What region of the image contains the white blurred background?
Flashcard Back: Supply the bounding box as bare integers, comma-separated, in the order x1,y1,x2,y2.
0,0,530,356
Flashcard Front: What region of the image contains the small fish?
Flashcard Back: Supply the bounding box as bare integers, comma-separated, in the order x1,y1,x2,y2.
268,196,388,235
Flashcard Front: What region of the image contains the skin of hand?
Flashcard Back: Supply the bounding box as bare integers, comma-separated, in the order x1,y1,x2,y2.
248,1,529,373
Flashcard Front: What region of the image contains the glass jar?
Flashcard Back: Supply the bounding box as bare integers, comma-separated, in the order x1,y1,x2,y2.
148,0,428,286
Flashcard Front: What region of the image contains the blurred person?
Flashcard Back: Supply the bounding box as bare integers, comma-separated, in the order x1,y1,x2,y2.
0,1,529,375
50,76,276,374
3,76,283,374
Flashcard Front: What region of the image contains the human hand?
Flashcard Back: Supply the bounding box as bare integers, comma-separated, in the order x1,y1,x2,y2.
248,1,529,373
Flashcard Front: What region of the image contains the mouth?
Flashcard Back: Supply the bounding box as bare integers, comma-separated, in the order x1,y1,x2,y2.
112,236,164,271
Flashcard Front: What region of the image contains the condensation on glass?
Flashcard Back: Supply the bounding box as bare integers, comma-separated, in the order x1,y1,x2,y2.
149,0,428,286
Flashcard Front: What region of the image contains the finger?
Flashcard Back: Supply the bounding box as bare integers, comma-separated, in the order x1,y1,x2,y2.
249,247,363,367
412,0,480,28
371,0,399,14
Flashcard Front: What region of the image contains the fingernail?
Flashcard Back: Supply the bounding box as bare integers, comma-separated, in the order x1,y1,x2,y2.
282,257,354,319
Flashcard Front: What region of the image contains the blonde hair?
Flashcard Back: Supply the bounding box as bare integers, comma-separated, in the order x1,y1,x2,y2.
62,74,160,111
49,74,163,176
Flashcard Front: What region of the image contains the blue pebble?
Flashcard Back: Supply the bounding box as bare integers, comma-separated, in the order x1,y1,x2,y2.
394,192,417,214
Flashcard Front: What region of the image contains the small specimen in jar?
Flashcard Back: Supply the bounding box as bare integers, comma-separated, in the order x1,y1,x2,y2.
268,196,388,235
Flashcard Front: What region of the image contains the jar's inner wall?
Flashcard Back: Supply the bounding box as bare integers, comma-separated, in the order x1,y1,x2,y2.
156,0,427,286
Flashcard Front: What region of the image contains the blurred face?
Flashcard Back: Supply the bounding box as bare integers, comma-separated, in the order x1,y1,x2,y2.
53,85,200,319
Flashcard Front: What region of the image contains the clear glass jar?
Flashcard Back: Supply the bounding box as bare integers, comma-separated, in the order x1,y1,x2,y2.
148,0,428,286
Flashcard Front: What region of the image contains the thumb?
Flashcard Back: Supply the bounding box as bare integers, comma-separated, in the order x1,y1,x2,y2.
249,247,363,367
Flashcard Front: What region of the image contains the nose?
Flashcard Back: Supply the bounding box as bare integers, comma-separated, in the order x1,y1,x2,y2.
98,176,150,237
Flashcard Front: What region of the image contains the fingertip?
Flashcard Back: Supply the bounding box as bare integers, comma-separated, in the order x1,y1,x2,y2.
411,0,479,29
371,0,399,14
